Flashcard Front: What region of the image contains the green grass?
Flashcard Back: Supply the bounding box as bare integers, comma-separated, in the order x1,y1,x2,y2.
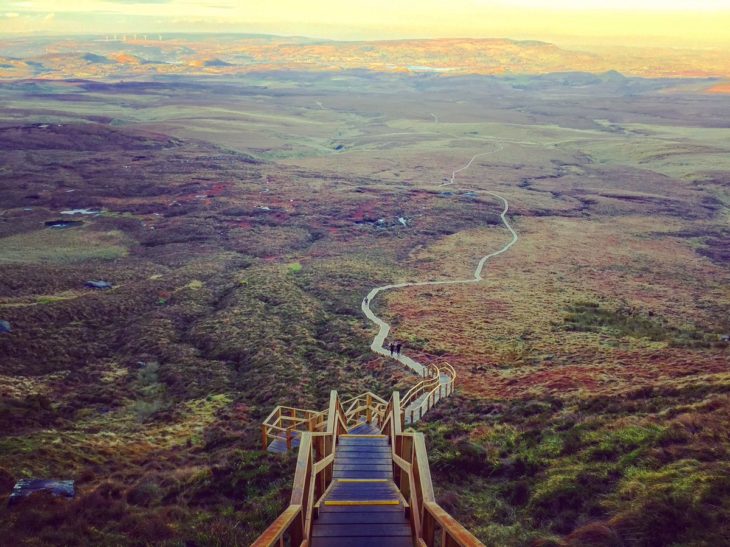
0,229,129,264
417,375,730,545
562,301,725,348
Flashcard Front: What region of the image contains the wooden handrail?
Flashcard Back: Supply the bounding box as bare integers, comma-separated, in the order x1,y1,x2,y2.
250,505,303,547
379,364,482,547
255,390,347,546
401,364,441,408
255,361,473,546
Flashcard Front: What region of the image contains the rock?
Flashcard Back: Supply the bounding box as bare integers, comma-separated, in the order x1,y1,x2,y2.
0,320,11,333
45,219,83,229
9,479,75,506
85,280,113,290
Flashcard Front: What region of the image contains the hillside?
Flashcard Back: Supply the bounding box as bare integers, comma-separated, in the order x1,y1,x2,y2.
0,69,728,545
1,35,729,80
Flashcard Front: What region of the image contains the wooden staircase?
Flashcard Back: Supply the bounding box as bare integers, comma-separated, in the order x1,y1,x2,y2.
314,433,412,546
253,363,484,547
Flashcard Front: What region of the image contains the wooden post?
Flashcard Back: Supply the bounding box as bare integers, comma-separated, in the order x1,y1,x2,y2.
366,393,372,423
286,429,292,451
423,506,435,545
261,425,268,450
290,505,304,547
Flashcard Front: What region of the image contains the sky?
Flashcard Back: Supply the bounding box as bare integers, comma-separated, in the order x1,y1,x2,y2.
1,0,730,47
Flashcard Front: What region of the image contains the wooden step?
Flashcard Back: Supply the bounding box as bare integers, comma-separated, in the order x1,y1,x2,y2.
312,537,412,547
312,522,411,537
338,440,390,446
333,471,392,479
334,463,392,469
336,478,389,483
327,488,398,500
319,505,404,513
336,445,391,453
316,511,408,525
323,500,401,506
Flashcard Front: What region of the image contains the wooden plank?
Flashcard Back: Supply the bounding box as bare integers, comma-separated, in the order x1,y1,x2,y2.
323,500,401,507
327,494,399,502
319,505,405,513
329,483,397,491
313,453,334,474
312,523,411,537
335,456,391,462
333,472,392,479
338,447,389,452
289,434,312,505
334,464,393,470
328,489,398,499
312,537,412,547
329,484,395,491
316,512,408,525
413,434,435,503
336,478,389,483
334,463,391,470
336,446,391,453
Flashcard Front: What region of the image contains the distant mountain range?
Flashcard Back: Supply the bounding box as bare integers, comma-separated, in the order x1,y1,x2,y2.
0,35,728,81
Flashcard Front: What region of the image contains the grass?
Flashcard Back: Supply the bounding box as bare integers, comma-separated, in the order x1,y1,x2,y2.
0,229,129,264
417,378,730,545
563,301,725,349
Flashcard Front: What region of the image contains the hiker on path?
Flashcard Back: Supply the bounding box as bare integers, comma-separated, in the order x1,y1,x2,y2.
389,342,395,356
396,342,402,356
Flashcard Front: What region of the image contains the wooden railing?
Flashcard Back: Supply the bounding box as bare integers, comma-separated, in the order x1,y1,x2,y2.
255,362,477,546
382,390,484,547
261,363,457,451
260,405,327,451
341,391,388,427
403,363,457,425
252,390,349,547
401,364,441,409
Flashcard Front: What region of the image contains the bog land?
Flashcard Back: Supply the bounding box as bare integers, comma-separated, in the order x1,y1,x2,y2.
0,68,728,545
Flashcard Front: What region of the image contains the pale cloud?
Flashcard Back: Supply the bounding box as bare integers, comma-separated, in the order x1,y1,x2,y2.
4,12,21,17
102,0,171,4
483,0,730,8
1,0,729,47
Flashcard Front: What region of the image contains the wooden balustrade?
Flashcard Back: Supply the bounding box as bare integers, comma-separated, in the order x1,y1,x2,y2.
254,362,476,546
383,366,483,547
253,391,349,547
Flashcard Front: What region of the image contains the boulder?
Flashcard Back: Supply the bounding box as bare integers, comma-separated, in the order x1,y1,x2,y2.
85,280,112,290
9,479,75,506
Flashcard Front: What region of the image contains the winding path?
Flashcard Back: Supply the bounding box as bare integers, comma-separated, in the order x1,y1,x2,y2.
361,142,519,377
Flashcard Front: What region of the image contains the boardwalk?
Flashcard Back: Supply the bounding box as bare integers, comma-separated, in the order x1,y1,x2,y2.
312,431,411,546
